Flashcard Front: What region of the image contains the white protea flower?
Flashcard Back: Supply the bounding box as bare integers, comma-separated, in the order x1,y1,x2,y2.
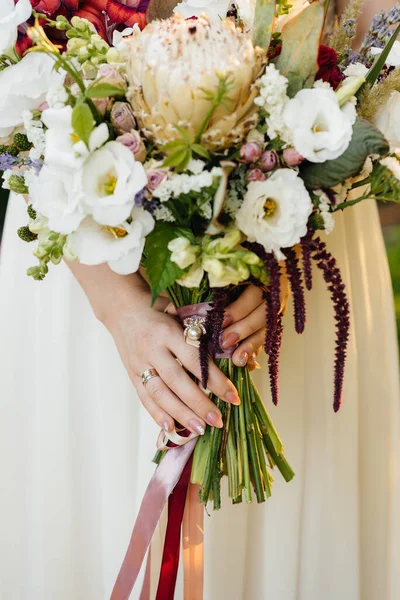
126,14,263,151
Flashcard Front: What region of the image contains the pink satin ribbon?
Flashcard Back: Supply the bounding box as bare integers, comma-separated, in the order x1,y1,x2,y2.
110,439,197,600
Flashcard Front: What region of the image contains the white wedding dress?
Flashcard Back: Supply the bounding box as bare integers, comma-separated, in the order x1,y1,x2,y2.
1,188,400,600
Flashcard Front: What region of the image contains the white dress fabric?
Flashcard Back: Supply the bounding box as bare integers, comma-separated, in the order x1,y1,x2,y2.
1,189,400,600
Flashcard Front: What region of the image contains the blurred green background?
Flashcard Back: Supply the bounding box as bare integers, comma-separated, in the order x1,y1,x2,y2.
0,185,399,347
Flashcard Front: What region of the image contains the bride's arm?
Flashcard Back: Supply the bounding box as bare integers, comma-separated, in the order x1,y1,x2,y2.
336,0,396,47
67,261,240,435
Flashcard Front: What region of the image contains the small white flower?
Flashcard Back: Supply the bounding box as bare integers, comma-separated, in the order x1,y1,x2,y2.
343,62,369,84
46,83,69,109
177,261,204,288
314,190,335,234
79,141,148,226
153,167,223,203
0,53,65,139
380,156,400,180
41,105,109,170
236,169,313,260
66,209,154,275
0,0,32,57
374,91,400,150
187,159,206,175
168,237,200,269
283,87,356,163
371,41,400,68
174,0,230,21
153,205,176,223
22,110,46,160
255,64,292,143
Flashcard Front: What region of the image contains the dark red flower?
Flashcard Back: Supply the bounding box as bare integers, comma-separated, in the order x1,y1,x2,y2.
316,45,344,90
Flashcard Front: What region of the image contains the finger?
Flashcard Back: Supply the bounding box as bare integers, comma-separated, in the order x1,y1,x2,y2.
143,367,216,433
221,304,266,349
134,378,175,432
223,285,264,327
232,329,265,367
173,339,240,405
155,352,225,428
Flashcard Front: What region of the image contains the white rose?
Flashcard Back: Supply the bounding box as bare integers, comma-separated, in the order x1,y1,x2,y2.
0,53,65,139
79,141,148,226
236,169,313,260
41,106,109,170
174,0,230,21
29,165,85,234
374,91,400,149
283,88,356,163
371,41,400,68
0,0,32,57
66,209,154,275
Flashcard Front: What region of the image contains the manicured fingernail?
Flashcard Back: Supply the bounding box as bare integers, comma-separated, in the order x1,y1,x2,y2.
206,411,223,428
222,315,233,328
188,420,205,436
221,332,239,349
238,351,248,367
226,391,241,406
162,420,172,432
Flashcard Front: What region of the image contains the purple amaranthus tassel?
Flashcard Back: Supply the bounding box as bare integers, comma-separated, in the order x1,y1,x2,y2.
268,314,283,406
284,248,306,334
199,288,226,389
311,237,350,412
262,253,281,354
301,239,313,291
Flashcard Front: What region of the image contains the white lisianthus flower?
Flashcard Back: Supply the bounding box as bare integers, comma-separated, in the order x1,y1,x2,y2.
0,53,65,139
174,0,230,21
236,169,313,260
66,209,154,275
283,88,356,163
79,141,148,226
343,62,369,84
0,0,32,57
29,165,85,234
41,106,109,170
371,41,400,68
374,91,400,149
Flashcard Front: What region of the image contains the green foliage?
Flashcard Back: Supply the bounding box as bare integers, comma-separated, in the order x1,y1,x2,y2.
253,0,276,49
27,205,37,221
365,24,400,87
275,1,325,97
85,82,126,99
144,223,195,302
71,102,94,147
300,118,390,190
13,134,32,152
162,126,211,172
17,226,37,243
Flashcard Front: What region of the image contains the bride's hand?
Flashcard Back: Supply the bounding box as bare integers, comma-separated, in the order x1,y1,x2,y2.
106,288,240,436
222,276,290,370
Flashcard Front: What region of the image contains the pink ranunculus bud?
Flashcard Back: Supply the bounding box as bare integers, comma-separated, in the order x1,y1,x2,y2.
247,168,266,183
240,141,263,164
92,97,113,116
147,169,168,191
111,102,137,134
260,150,278,172
283,148,304,167
116,131,146,162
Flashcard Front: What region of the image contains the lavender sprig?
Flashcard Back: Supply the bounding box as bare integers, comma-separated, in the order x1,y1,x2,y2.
284,248,306,335
312,237,350,412
349,3,400,65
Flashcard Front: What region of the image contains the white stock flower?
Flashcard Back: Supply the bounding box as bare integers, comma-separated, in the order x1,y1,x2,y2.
236,169,313,260
46,83,69,109
374,91,400,149
283,88,356,163
79,141,147,226
174,0,230,21
66,209,154,275
153,167,223,203
0,53,64,139
22,110,46,160
0,0,32,56
29,165,85,234
343,62,368,84
371,41,400,68
255,64,292,143
380,156,400,180
315,190,335,234
41,106,109,169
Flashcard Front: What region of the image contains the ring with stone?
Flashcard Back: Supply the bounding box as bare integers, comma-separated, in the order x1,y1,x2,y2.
183,316,207,348
141,367,160,386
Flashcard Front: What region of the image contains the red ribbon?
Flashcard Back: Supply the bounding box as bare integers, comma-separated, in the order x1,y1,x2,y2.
155,456,193,599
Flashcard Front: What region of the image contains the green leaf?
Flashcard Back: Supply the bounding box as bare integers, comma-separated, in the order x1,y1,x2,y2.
144,224,195,302
161,140,187,153
85,82,126,99
191,143,211,160
162,148,191,168
300,118,390,189
174,124,191,144
71,102,94,147
253,0,276,49
275,1,325,97
365,23,400,87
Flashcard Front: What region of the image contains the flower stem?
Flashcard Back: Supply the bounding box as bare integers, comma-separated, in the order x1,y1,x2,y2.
238,372,252,504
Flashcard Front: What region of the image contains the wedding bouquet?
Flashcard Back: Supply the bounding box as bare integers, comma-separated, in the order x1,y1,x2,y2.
1,1,400,589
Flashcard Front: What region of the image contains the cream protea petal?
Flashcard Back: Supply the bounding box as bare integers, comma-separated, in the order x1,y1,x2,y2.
126,14,263,150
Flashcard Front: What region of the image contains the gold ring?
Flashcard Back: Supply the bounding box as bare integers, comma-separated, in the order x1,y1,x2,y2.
141,368,159,386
